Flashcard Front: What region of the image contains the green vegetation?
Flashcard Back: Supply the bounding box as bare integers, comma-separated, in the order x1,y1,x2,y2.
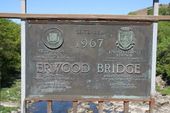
148,5,170,15
0,80,20,113
0,106,18,113
130,5,170,86
147,5,170,84
157,86,170,95
150,6,170,85
0,79,21,102
157,21,170,84
128,12,137,15
148,5,170,91
0,18,20,87
0,18,21,112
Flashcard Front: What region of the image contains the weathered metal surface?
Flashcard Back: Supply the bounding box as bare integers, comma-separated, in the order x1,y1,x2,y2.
26,20,153,99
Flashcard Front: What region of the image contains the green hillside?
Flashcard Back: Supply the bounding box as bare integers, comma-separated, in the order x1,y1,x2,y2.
148,6,170,85
130,5,170,85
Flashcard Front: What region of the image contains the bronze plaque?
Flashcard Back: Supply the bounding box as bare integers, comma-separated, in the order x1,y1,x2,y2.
26,20,153,99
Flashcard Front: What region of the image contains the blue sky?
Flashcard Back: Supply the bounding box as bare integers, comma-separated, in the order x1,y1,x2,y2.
0,0,169,14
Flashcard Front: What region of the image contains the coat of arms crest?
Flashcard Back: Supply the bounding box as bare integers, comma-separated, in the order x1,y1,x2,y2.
43,28,63,49
116,27,135,51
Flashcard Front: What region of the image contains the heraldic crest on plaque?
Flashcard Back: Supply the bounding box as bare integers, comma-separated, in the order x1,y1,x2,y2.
42,28,63,49
116,27,135,51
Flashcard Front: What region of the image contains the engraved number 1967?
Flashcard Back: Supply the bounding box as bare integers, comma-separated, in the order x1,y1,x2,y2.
76,38,104,48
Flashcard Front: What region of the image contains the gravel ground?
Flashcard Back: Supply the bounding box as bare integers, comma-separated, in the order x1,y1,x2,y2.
1,92,170,113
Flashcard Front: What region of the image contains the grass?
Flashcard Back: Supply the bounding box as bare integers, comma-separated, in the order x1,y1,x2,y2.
0,106,18,113
156,85,170,95
0,79,21,102
0,80,20,113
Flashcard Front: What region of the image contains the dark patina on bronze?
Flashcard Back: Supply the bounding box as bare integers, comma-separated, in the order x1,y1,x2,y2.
26,20,153,99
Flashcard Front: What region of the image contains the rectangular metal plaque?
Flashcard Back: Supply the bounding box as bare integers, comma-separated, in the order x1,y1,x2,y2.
26,20,153,99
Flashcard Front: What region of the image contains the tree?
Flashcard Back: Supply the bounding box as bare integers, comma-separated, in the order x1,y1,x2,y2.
0,19,20,87
148,5,170,84
157,21,170,84
130,5,170,84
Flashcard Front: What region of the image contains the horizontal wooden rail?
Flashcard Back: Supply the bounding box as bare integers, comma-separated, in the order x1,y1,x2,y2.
0,13,170,22
25,98,155,113
25,97,152,102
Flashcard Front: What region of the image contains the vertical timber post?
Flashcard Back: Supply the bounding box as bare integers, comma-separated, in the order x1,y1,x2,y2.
150,0,159,112
151,0,159,95
98,101,103,113
47,100,52,113
149,98,155,113
21,0,27,113
124,101,129,113
73,101,78,113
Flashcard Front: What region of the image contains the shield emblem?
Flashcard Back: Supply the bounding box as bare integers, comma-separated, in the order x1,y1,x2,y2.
43,28,64,49
116,27,135,51
47,32,60,44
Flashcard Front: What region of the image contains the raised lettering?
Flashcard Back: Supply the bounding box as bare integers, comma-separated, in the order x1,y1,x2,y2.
36,62,44,73
62,63,70,73
135,64,141,73
126,64,134,74
97,63,104,73
81,63,90,72
105,64,111,73
71,63,81,73
117,64,125,74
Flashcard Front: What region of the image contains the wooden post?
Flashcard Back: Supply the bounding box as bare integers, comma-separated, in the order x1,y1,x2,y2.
73,101,78,113
149,98,155,113
151,0,159,95
124,101,129,113
150,0,159,112
21,0,26,113
98,101,103,113
47,100,52,113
